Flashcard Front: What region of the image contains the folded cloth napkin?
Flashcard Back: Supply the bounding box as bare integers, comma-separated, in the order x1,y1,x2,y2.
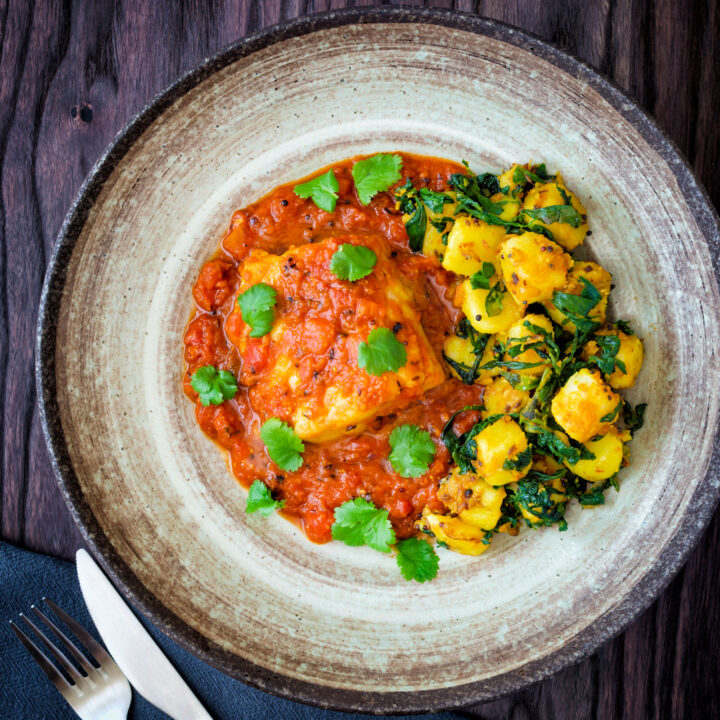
0,541,477,720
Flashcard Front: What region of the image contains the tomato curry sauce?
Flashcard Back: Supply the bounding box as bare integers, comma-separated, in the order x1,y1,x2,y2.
183,154,484,543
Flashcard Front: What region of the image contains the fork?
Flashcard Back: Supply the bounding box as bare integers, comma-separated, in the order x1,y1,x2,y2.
10,597,131,720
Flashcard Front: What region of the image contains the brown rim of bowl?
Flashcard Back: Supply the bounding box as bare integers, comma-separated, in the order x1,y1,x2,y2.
36,6,720,715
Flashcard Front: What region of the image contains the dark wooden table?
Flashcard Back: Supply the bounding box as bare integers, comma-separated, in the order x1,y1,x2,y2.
2,1,718,717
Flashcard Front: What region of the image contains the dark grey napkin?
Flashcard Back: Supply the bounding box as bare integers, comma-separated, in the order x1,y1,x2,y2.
0,541,480,719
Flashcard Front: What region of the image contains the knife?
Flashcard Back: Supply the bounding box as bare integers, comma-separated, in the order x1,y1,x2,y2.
76,549,213,720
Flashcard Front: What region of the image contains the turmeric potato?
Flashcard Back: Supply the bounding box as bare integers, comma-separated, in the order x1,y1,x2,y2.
457,279,525,334
504,313,554,376
551,368,621,443
544,261,612,331
497,164,524,196
421,192,457,260
499,232,572,306
482,376,531,416
490,192,522,221
418,510,492,556
442,216,505,276
473,415,531,486
583,328,644,389
567,427,624,481
437,467,505,528
523,175,589,251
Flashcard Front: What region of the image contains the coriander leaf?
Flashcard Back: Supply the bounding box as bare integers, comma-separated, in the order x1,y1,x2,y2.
331,498,396,552
293,170,339,212
521,205,583,228
246,479,285,516
358,327,407,376
389,424,436,478
260,418,305,472
329,244,377,281
238,283,277,338
352,153,403,205
470,262,496,290
396,537,439,582
191,366,238,406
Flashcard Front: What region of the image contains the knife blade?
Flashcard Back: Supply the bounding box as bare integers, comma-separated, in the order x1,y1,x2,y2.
76,549,213,720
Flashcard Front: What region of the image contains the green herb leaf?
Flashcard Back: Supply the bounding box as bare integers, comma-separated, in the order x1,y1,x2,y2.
352,153,403,205
246,480,285,516
238,283,277,338
418,187,453,214
190,366,238,406
616,319,634,335
470,262,496,290
293,170,339,212
331,498,396,552
260,418,305,472
396,537,439,582
503,445,533,471
623,401,647,435
485,284,504,317
600,399,623,423
512,165,552,185
388,424,436,478
358,328,407,376
330,244,377,281
521,205,583,228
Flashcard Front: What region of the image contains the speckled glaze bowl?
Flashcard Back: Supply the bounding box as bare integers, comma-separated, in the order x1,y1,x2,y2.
37,8,720,713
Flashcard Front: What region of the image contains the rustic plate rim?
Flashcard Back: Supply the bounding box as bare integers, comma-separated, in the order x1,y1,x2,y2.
35,6,720,714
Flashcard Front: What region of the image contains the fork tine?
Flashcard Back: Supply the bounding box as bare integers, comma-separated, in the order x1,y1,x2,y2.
31,604,96,676
19,613,87,687
43,597,113,667
10,620,71,692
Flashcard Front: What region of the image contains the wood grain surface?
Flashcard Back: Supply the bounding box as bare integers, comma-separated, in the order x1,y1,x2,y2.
1,1,718,718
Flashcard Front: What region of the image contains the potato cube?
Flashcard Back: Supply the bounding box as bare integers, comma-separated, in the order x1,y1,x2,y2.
504,313,554,376
583,328,644,389
567,427,625,481
473,415,531,485
544,261,612,331
522,177,589,251
418,511,491,555
551,368,621,443
482,376,531,416
442,216,505,276
499,232,572,306
457,279,524,334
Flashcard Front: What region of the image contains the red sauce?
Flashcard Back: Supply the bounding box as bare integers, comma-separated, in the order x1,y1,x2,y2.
183,154,484,543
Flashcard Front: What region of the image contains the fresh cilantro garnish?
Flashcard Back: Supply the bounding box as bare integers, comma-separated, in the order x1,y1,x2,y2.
293,170,339,212
190,366,238,406
238,283,277,338
352,153,403,205
329,244,377,281
357,327,407,376
388,424,436,478
521,205,583,228
331,498,396,552
396,537,439,582
246,480,285,516
260,418,305,472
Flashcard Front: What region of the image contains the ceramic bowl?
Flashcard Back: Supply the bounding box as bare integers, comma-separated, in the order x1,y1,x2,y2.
37,8,720,713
